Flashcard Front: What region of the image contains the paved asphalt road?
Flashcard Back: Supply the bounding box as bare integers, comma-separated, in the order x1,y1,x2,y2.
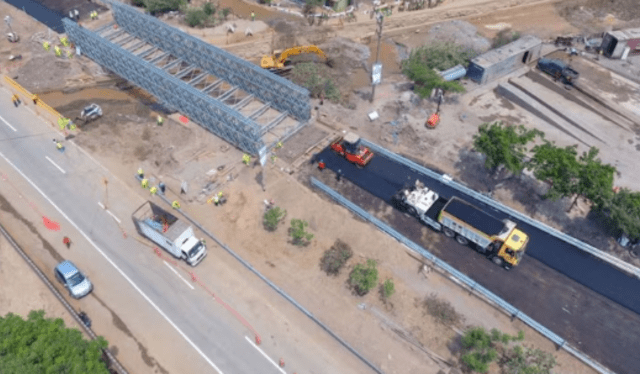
0,99,284,373
315,146,640,374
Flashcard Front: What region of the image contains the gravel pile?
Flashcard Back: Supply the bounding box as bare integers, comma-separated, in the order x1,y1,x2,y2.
320,37,371,70
426,20,492,54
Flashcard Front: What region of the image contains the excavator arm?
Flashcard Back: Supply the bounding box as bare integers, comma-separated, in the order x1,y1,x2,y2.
261,45,328,71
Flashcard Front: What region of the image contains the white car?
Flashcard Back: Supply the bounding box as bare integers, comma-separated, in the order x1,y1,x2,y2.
54,260,93,299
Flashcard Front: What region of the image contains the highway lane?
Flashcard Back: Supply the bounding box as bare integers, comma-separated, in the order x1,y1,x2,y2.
317,147,640,314
314,147,640,374
0,101,284,374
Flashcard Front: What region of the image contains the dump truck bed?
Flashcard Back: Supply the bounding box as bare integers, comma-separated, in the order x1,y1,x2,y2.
132,201,189,242
442,197,504,236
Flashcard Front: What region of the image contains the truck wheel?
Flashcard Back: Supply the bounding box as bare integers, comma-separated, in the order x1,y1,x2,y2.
503,264,512,271
443,227,455,238
455,235,468,246
492,256,503,267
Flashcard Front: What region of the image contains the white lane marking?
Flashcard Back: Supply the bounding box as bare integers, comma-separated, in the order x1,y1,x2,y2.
98,202,105,209
45,156,66,174
107,210,121,224
0,151,225,374
0,114,17,132
245,336,286,374
164,261,194,290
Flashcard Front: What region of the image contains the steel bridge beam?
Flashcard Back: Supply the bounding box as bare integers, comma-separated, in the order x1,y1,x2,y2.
162,59,182,71
105,30,125,41
137,47,158,59
233,94,254,110
217,87,238,102
116,35,136,46
105,0,310,122
249,104,270,120
63,18,264,155
126,40,147,52
148,52,170,64
202,79,223,94
175,66,196,79
188,73,208,86
261,112,289,135
94,22,116,34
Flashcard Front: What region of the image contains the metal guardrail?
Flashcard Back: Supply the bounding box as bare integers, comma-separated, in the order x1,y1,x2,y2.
361,138,640,280
0,222,128,374
310,177,615,374
155,193,385,374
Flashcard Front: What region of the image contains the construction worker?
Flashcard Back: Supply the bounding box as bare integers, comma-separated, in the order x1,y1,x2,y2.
276,141,283,149
149,186,158,195
54,45,62,57
213,191,224,205
159,182,166,194
69,122,77,131
42,41,50,51
318,159,326,170
172,200,181,209
157,115,164,126
11,94,20,107
63,236,71,248
141,178,149,189
67,50,73,59
54,139,64,152
137,168,144,179
32,94,39,105
60,36,69,47
251,11,255,21
90,11,98,20
242,153,251,165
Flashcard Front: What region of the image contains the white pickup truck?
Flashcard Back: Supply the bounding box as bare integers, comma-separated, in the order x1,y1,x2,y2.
132,201,207,266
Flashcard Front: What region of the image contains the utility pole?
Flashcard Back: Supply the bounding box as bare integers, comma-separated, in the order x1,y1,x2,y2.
370,12,384,103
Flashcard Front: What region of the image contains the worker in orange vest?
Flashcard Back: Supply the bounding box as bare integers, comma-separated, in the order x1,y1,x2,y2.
318,159,326,170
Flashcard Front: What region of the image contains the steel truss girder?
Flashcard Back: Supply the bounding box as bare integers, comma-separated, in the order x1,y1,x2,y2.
105,0,310,122
63,19,264,155
217,87,238,102
127,40,147,52
188,73,208,86
105,30,125,41
148,52,170,64
175,66,196,79
249,104,270,120
95,22,116,35
262,112,289,135
162,59,182,71
137,47,159,59
233,94,254,110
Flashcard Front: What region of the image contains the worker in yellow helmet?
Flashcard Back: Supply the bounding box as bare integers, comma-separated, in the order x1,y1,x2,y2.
137,168,144,179
67,50,73,59
141,178,149,189
150,186,158,195
242,154,251,165
11,94,20,107
42,41,50,51
172,201,181,209
157,115,164,126
60,37,69,47
32,94,39,105
54,46,62,57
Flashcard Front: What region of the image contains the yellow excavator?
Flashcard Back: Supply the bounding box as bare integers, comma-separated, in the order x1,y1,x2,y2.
261,45,332,74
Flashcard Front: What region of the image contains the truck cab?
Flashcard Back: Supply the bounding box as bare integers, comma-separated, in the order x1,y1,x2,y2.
330,132,374,167
493,220,529,267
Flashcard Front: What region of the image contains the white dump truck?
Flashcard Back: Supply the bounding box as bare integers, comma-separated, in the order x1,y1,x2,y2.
391,180,529,270
132,201,207,266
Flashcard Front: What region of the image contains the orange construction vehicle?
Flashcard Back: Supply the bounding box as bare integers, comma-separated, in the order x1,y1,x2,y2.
330,132,374,167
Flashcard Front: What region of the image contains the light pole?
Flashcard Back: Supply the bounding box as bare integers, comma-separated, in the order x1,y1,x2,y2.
370,12,384,103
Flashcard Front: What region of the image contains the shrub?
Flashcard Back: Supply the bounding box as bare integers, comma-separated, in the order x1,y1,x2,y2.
381,278,395,299
221,7,232,19
422,293,464,326
203,1,216,15
185,8,207,27
503,346,557,374
401,57,465,98
288,218,314,245
460,327,498,373
263,206,286,231
320,239,353,275
145,0,185,15
291,63,341,102
349,259,378,296
131,0,145,6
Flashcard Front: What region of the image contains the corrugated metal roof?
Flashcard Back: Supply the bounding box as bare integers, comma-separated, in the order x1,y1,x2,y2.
443,198,505,236
470,35,541,68
607,27,640,41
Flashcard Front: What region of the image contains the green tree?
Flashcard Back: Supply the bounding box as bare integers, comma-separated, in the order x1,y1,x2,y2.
460,327,498,373
0,310,109,374
503,346,557,374
600,188,640,241
573,147,616,210
185,8,207,27
320,239,353,275
406,42,478,71
203,1,216,15
349,259,378,296
528,142,580,202
381,278,395,299
289,218,314,245
473,122,543,178
221,7,232,20
145,0,185,15
401,57,465,98
263,206,286,231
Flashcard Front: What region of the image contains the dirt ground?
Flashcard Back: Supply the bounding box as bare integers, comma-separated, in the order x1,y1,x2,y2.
1,0,639,373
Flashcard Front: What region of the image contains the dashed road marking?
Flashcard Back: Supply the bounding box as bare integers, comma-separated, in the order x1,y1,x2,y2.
45,156,66,174
245,336,286,374
0,114,17,132
164,261,194,290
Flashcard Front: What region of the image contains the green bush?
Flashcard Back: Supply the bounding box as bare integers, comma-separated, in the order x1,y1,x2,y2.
349,259,378,296
404,42,478,71
381,278,395,299
289,218,314,245
423,293,464,326
185,8,208,27
401,58,465,98
263,206,286,231
145,0,185,15
221,7,232,19
460,327,498,373
203,1,216,15
291,63,341,102
320,239,353,275
131,0,145,6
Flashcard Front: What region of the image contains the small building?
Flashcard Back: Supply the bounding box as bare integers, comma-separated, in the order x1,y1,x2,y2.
601,28,640,59
466,35,542,85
